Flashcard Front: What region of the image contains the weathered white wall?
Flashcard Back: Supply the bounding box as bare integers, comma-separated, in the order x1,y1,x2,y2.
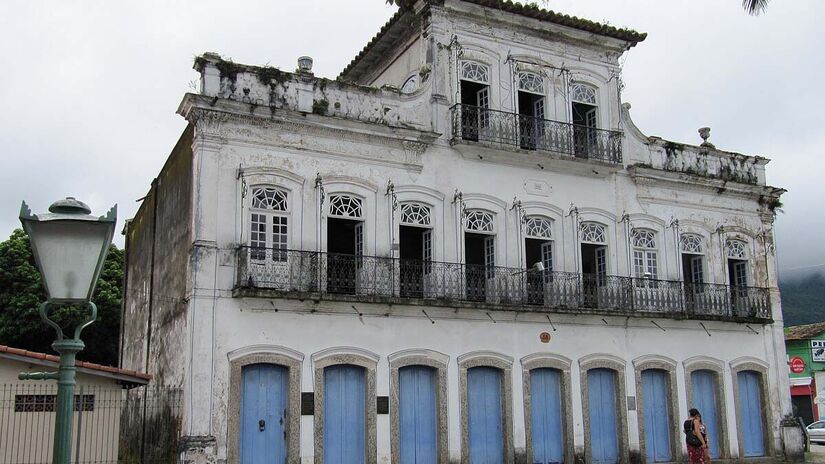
368,36,425,90
202,300,787,463
165,2,790,462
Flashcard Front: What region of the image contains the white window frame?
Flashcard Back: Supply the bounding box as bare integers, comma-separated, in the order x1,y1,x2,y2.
518,72,545,95
460,61,490,85
328,194,363,219
681,234,705,284
631,229,658,279
249,186,290,262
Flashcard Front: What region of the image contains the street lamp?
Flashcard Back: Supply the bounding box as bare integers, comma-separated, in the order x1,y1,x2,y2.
18,197,116,464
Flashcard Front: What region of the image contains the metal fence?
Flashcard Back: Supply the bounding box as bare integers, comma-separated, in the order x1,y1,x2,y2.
451,103,623,164
0,384,182,464
236,248,772,321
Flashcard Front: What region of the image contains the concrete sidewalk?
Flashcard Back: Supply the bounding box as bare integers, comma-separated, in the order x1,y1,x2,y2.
807,443,825,462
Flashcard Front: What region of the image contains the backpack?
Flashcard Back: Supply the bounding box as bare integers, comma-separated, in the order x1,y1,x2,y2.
683,419,702,447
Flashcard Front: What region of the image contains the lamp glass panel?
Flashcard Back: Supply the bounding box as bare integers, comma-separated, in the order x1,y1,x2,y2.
28,220,111,301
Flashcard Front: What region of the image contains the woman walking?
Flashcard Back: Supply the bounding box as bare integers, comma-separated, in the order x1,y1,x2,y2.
685,408,709,463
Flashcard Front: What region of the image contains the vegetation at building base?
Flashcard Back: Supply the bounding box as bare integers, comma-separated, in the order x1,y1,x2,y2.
0,229,123,366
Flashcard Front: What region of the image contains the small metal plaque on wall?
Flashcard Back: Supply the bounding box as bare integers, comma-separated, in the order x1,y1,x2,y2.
377,396,389,414
301,392,314,415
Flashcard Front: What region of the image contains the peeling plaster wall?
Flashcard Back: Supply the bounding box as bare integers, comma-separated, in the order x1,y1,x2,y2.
152,5,792,463
174,108,788,462
121,125,194,388
368,35,425,89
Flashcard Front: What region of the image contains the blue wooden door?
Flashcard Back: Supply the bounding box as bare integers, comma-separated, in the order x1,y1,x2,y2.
641,370,671,462
399,365,437,464
240,364,289,464
325,364,366,464
737,371,765,457
530,368,563,464
691,370,721,458
587,368,619,464
468,367,504,464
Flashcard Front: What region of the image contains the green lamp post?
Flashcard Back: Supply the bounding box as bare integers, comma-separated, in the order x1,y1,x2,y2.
18,197,116,464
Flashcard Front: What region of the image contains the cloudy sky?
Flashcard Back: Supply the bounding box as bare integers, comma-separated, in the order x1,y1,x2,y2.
0,0,822,273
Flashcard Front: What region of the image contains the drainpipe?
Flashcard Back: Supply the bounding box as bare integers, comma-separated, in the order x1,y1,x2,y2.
119,224,130,369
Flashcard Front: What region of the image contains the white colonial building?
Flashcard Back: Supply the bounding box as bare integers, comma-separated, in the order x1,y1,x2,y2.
120,1,793,463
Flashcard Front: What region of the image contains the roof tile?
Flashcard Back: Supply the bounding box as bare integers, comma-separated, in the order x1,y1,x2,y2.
0,345,151,381
340,1,645,81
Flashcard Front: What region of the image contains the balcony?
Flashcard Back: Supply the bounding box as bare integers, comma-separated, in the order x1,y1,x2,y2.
450,104,623,164
234,248,771,323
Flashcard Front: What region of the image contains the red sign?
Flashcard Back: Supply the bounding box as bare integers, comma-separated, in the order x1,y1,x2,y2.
539,332,551,343
790,356,806,374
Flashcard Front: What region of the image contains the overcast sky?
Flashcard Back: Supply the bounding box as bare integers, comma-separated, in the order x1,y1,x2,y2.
0,1,822,273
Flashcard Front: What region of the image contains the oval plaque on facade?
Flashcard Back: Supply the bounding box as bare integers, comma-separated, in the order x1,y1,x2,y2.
790,356,806,374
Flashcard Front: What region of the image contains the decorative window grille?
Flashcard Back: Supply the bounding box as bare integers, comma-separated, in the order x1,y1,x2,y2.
250,186,289,261
524,216,552,239
460,61,489,84
329,194,363,219
518,72,544,95
465,210,494,233
571,83,597,104
580,222,606,244
726,239,748,259
400,203,431,226
680,234,704,254
15,394,94,412
252,187,288,211
631,229,657,249
401,75,419,94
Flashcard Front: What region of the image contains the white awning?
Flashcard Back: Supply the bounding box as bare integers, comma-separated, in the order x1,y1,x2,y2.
790,376,813,387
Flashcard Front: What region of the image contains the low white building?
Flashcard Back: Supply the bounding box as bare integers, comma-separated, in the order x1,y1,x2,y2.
121,1,792,463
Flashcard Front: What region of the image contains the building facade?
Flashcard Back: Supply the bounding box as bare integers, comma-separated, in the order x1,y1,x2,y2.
0,344,151,463
784,323,825,425
121,1,791,463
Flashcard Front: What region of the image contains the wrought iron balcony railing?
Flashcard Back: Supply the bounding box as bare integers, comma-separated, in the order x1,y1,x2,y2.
450,104,623,164
235,248,771,322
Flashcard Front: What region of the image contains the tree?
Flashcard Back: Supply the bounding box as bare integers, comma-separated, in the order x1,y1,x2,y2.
0,229,124,366
743,0,769,16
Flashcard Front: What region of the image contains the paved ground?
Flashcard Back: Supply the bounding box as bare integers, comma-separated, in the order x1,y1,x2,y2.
808,443,825,462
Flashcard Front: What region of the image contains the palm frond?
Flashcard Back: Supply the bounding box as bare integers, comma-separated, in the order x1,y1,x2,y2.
742,0,769,16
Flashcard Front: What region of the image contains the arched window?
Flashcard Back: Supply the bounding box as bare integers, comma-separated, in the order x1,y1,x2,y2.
401,74,419,94
726,239,749,288
465,210,495,233
525,216,552,239
329,194,363,219
681,234,703,254
249,186,289,261
571,83,597,105
681,234,705,285
460,61,490,84
570,82,599,158
400,203,431,227
518,72,544,95
726,240,748,259
631,229,658,279
580,222,606,244
524,216,554,303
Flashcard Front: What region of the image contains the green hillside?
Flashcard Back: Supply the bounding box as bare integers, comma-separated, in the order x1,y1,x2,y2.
780,270,825,326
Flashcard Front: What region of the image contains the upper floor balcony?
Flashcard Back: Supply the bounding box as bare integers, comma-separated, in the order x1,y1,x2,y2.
451,104,623,164
234,247,771,323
